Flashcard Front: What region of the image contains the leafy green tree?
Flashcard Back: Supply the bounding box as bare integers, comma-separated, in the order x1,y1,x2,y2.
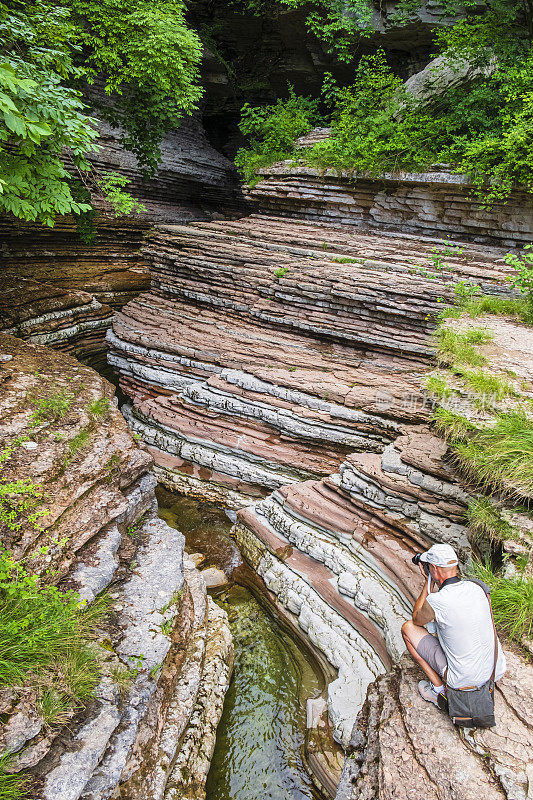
67,0,204,175
0,1,98,225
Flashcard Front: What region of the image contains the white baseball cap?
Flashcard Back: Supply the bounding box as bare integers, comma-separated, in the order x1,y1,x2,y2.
419,543,458,568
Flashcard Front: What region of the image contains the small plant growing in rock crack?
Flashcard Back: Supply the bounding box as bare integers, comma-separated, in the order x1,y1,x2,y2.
273,266,289,280
29,388,74,428
87,397,111,419
133,433,142,443
0,440,49,534
105,454,121,484
150,662,163,679
62,428,91,471
126,512,145,538
110,665,136,697
161,618,173,636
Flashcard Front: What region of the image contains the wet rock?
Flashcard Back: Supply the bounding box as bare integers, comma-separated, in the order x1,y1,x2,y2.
200,567,229,589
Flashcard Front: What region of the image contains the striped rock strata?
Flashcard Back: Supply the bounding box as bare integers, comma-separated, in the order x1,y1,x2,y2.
107,166,530,795
0,334,232,800
0,275,114,371
245,163,533,248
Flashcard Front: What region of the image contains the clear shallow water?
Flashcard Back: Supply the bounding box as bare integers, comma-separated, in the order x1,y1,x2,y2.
157,490,322,800
206,585,321,800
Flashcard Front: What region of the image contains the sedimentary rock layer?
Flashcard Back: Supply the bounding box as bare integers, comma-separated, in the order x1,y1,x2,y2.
0,334,232,800
0,215,150,310
245,164,533,247
0,276,114,370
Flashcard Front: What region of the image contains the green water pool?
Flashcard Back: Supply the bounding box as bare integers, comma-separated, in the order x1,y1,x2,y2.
157,490,323,800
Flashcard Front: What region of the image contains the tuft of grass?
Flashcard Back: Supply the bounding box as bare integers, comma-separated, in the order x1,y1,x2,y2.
473,562,533,642
459,370,515,402
424,374,453,400
273,267,289,280
432,407,477,441
38,687,72,726
0,755,27,800
331,256,361,264
87,398,110,418
462,295,533,326
29,389,73,428
466,497,517,543
0,550,106,692
453,411,533,497
436,327,492,367
110,665,135,698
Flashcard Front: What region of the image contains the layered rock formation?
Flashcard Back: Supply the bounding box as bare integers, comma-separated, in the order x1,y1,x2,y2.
245,163,533,247
106,159,532,795
0,275,114,372
336,651,533,800
0,333,232,800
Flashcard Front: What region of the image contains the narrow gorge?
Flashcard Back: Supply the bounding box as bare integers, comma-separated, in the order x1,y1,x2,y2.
1,4,533,797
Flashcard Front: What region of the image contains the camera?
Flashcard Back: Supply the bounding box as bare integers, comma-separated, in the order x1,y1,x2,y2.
412,552,430,575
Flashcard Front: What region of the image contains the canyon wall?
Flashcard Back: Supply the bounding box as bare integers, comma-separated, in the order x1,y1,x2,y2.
107,165,527,760
245,163,533,248
0,333,233,800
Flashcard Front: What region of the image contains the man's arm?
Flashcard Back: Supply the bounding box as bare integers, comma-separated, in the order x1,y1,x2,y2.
412,576,436,627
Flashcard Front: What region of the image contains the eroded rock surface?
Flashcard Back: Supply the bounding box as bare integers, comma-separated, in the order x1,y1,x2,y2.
0,334,233,800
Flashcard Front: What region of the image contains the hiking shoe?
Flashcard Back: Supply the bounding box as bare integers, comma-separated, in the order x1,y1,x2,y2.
418,680,446,708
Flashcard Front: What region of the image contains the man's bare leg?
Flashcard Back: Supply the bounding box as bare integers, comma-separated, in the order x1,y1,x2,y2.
401,620,442,687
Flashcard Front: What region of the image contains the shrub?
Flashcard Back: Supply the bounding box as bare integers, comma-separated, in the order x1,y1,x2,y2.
235,89,321,184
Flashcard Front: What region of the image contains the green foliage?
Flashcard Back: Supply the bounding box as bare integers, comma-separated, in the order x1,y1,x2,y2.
273,266,289,279
467,496,517,543
87,397,111,418
505,244,533,309
0,1,98,225
473,561,533,642
435,327,492,367
280,0,373,60
432,407,477,440
461,295,533,325
0,755,26,800
453,411,533,497
0,548,104,689
67,0,203,175
295,29,533,204
235,89,320,184
424,374,453,400
459,369,515,402
29,389,74,428
0,441,49,535
97,172,145,218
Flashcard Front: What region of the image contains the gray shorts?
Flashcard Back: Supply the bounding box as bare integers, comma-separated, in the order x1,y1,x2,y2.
416,634,448,677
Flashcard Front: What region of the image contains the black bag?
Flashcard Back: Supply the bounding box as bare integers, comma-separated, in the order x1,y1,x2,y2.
444,585,498,729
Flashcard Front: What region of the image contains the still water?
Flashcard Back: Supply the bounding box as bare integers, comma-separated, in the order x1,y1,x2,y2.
157,490,322,800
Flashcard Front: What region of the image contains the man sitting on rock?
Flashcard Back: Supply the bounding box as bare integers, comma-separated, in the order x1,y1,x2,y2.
401,543,506,707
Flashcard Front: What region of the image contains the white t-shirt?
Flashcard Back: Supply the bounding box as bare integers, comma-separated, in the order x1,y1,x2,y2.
427,580,506,689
